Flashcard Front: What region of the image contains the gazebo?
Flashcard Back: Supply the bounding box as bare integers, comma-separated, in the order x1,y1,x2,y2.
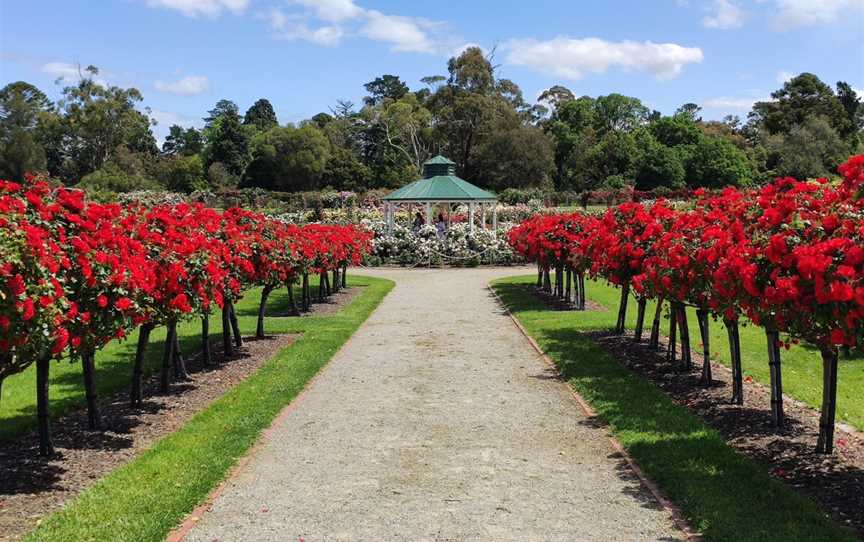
382,155,498,234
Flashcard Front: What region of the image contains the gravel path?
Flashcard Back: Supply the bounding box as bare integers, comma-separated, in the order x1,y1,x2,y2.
186,268,684,541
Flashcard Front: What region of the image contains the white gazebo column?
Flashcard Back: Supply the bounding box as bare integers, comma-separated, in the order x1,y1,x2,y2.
492,203,498,234
481,203,487,230
469,202,475,232
425,201,432,226
386,202,394,234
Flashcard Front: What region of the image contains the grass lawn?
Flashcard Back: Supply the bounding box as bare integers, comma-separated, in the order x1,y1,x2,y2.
20,274,393,542
492,275,856,542
578,277,864,431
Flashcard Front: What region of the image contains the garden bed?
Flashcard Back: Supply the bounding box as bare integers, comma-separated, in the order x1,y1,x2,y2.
0,333,296,541
523,284,864,536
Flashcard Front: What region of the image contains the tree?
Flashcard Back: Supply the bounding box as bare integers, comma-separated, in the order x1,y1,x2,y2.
363,93,433,175
472,124,555,190
538,85,576,112
685,136,753,188
836,82,862,135
750,73,851,137
53,67,157,180
593,94,650,135
363,75,409,107
77,161,162,195
310,112,333,128
242,125,330,191
583,131,639,188
675,103,702,122
0,82,53,180
447,47,494,94
547,97,595,190
208,109,249,176
649,114,702,147
207,161,239,190
634,131,686,190
204,99,240,127
152,154,207,192
243,99,278,131
162,125,203,156
322,145,371,190
767,115,849,179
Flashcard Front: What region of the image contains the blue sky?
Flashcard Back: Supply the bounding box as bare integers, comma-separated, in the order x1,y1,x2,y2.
2,0,862,143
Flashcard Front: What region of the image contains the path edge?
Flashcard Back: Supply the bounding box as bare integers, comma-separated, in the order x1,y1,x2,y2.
487,284,704,542
166,282,394,542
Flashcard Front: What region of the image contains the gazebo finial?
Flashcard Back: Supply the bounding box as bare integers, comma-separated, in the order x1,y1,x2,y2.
423,155,456,178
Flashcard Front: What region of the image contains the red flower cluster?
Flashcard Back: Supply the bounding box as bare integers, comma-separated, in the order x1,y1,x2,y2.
508,155,864,349
0,179,371,378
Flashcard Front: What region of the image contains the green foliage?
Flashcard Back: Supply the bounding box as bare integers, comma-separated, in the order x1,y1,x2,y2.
77,161,162,196
584,130,639,185
592,93,650,135
498,187,547,205
206,161,239,190
243,98,278,131
162,125,203,156
634,131,686,190
363,74,409,106
207,109,249,176
0,128,46,181
0,81,53,180
323,145,371,190
3,64,859,195
54,69,157,179
750,73,851,137
243,124,330,191
151,154,208,193
472,124,555,190
649,114,702,147
767,115,850,179
684,136,753,187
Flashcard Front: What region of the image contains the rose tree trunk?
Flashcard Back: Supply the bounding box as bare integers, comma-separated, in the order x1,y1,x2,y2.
816,345,839,454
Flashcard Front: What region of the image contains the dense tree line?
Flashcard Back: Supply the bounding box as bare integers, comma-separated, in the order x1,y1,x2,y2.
1,54,861,195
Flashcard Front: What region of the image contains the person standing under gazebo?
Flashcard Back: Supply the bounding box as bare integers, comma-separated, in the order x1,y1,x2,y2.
412,211,425,233
435,213,446,238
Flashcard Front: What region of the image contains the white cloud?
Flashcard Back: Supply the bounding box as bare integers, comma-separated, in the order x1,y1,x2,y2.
702,0,744,29
144,0,249,17
503,37,703,80
264,8,344,46
154,75,210,95
262,2,447,54
703,96,768,110
776,70,793,83
287,0,363,22
42,62,82,81
771,0,864,30
360,10,437,53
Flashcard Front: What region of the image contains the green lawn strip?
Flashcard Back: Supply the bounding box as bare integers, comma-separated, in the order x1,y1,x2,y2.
577,277,863,431
492,276,855,542
0,276,334,441
25,275,393,542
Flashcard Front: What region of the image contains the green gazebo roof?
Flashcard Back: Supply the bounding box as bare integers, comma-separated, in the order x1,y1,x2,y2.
383,155,497,202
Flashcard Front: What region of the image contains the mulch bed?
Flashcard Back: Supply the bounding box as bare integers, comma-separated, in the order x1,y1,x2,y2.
525,286,864,537
0,287,361,541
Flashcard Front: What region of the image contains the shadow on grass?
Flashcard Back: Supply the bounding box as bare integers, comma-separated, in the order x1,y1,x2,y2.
492,281,859,542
